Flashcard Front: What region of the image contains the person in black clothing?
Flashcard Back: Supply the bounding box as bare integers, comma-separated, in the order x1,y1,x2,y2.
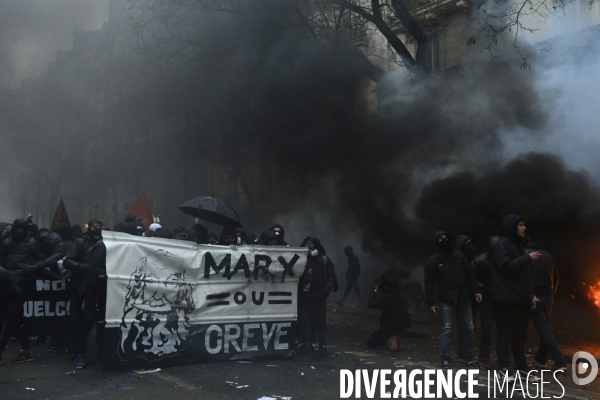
64,219,107,369
424,231,482,368
71,224,83,239
492,215,541,379
270,224,290,246
524,237,566,371
367,270,411,351
335,246,366,307
37,225,72,351
207,232,219,244
297,237,336,357
469,236,499,369
0,219,46,365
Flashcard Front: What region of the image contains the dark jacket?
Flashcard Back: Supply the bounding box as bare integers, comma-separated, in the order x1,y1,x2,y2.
64,234,107,295
454,235,475,262
0,236,45,297
368,288,411,335
270,224,289,246
345,252,361,281
491,215,532,304
39,231,71,276
525,243,558,302
299,238,336,299
471,252,493,295
424,231,480,306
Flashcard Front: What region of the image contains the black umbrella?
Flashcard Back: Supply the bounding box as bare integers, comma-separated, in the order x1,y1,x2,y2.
177,196,243,228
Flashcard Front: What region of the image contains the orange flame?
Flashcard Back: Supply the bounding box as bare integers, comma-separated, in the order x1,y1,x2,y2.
588,281,600,310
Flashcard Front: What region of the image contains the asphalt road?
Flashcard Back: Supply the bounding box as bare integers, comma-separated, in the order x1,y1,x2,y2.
1,300,599,399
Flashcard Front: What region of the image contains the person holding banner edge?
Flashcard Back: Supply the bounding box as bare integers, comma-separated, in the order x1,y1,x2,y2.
63,219,107,369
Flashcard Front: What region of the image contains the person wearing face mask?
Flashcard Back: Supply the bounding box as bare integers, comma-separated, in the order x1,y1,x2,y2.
63,219,107,369
424,231,482,369
0,219,46,365
296,237,336,357
492,215,541,381
207,232,219,245
218,226,237,246
270,224,290,246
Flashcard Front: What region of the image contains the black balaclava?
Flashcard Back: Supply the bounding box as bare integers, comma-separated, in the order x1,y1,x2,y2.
87,219,103,242
11,218,28,242
71,224,83,238
434,231,452,256
207,232,219,244
219,226,237,246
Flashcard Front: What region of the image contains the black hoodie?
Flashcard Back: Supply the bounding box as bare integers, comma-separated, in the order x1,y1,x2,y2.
454,235,475,262
491,214,533,304
424,231,480,306
270,224,290,246
299,237,336,298
0,219,45,297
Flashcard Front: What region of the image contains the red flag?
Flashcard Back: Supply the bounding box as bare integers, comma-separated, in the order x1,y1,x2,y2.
127,193,154,230
51,198,71,231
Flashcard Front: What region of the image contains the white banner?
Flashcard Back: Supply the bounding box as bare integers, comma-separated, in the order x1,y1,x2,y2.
102,232,306,368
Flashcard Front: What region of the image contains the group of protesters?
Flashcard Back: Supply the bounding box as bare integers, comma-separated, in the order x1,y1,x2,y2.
0,211,566,379
424,214,566,382
0,213,349,367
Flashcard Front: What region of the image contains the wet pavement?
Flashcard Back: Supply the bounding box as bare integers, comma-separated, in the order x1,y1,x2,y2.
1,296,599,399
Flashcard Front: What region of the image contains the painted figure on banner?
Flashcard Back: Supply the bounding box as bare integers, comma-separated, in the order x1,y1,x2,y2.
118,250,197,361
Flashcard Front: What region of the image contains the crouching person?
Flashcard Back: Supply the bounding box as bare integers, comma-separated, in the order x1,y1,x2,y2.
366,271,411,351
424,231,482,369
64,220,106,369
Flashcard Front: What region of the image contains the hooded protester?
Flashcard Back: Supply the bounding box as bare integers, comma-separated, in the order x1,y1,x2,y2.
296,237,336,357
174,226,187,240
492,215,541,380
114,222,138,236
270,224,290,246
39,225,72,352
63,219,107,368
367,270,411,351
335,246,366,308
245,231,257,245
71,224,83,239
187,224,208,244
424,231,481,368
207,231,219,245
469,236,499,369
0,218,46,364
233,228,246,246
455,235,476,263
53,223,73,243
524,237,566,371
260,229,282,246
218,226,237,246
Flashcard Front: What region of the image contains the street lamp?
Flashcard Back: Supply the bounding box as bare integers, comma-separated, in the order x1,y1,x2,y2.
486,133,504,174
